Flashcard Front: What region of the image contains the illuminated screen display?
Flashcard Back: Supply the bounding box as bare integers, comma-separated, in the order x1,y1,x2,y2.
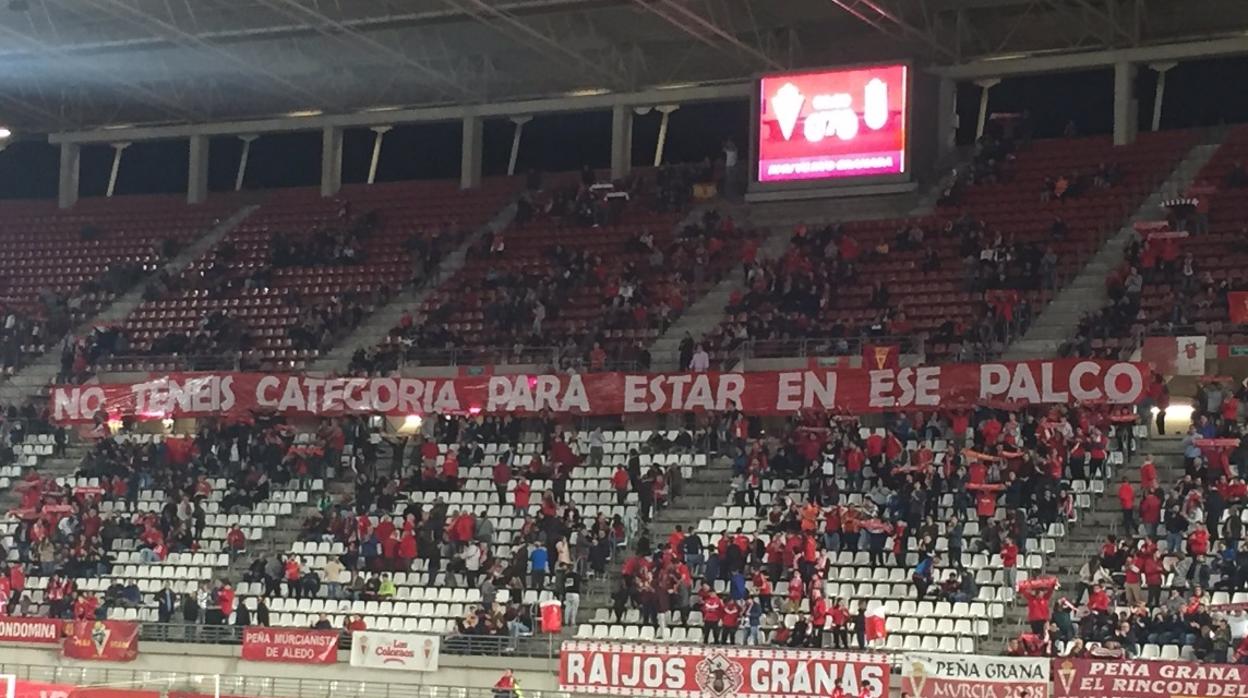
757,64,908,183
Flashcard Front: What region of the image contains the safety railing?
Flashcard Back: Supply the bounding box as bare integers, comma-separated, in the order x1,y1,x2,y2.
0,662,567,698
125,621,526,657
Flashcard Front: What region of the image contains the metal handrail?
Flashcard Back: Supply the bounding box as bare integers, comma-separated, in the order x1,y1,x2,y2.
127,621,526,656
0,662,565,698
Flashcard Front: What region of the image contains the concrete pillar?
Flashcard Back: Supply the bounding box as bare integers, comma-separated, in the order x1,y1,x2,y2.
610,104,633,180
507,116,532,176
974,78,1000,140
460,115,483,189
1113,61,1138,146
936,76,958,162
58,142,80,209
1149,62,1178,132
187,134,209,204
652,105,680,168
235,135,258,191
106,141,130,198
320,126,343,197
368,126,392,185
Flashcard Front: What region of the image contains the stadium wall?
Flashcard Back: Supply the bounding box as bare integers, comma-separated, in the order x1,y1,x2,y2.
0,642,560,692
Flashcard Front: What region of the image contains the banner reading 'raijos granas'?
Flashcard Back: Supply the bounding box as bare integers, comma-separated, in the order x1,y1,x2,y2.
51,359,1147,423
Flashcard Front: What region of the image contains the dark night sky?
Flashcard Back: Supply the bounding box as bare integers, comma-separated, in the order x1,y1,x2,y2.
2,56,1248,200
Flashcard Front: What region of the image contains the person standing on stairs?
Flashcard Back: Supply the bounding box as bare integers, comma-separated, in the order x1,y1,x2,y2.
1118,476,1136,535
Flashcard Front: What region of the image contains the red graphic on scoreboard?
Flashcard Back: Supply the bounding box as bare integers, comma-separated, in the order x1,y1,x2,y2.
757,65,908,183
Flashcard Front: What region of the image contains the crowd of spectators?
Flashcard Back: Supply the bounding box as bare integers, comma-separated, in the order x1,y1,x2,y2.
360,171,746,375
600,401,1146,648
699,214,1040,366
0,414,348,627
1007,385,1248,663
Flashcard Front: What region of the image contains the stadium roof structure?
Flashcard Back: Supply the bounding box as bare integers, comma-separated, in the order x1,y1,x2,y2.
1,0,1247,135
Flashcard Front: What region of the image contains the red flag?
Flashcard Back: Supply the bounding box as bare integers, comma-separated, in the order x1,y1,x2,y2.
862,344,899,370
540,600,562,633
1230,291,1248,325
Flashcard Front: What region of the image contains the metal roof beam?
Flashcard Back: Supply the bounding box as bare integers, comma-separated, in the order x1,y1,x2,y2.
827,0,958,61
937,34,1248,79
74,0,328,110
48,81,752,144
0,20,201,122
440,0,625,88
251,0,476,101
631,0,784,71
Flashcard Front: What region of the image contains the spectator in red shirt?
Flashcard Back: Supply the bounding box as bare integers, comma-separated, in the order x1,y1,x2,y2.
1024,584,1054,635
611,466,630,505
1118,476,1136,533
1001,540,1019,589
1188,524,1210,557
720,598,740,645
227,525,246,557
492,458,512,505
700,588,723,644
1139,490,1162,539
1140,455,1158,491
513,478,532,516
1087,584,1111,615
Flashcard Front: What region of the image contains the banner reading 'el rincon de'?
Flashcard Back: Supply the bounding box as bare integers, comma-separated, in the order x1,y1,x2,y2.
1052,657,1248,698
50,359,1147,422
902,653,1049,698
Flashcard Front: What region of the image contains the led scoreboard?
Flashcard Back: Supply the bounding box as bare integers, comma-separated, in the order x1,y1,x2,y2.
756,64,909,184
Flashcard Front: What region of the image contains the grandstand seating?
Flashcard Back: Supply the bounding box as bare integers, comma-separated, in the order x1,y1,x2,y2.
375,179,744,369
708,133,1194,365
572,429,1122,654
253,430,707,632
1134,126,1248,344
6,431,325,622
100,179,517,372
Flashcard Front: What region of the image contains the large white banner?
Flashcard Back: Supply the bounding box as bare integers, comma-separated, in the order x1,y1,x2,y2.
348,631,440,672
902,653,1049,698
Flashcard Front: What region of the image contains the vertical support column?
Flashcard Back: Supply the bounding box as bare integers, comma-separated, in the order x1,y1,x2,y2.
507,116,532,176
936,76,958,163
653,104,680,167
320,126,343,197
1113,61,1138,146
974,78,1000,140
187,134,209,205
460,114,483,190
58,142,80,209
610,104,633,181
368,126,392,185
235,135,258,191
1149,62,1177,132
106,141,130,198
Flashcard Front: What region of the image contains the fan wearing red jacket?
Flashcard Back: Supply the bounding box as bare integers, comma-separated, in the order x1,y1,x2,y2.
701,590,723,644
1087,584,1111,615
1118,477,1136,533
1024,585,1054,635
720,598,741,645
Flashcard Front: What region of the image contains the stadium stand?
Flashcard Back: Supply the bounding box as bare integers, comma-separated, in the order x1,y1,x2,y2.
360,167,745,374
0,195,235,376
91,179,517,373
704,132,1195,366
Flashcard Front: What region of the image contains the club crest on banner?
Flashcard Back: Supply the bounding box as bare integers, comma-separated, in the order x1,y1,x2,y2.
695,654,744,698
1055,660,1077,694
90,622,110,655
906,661,927,696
